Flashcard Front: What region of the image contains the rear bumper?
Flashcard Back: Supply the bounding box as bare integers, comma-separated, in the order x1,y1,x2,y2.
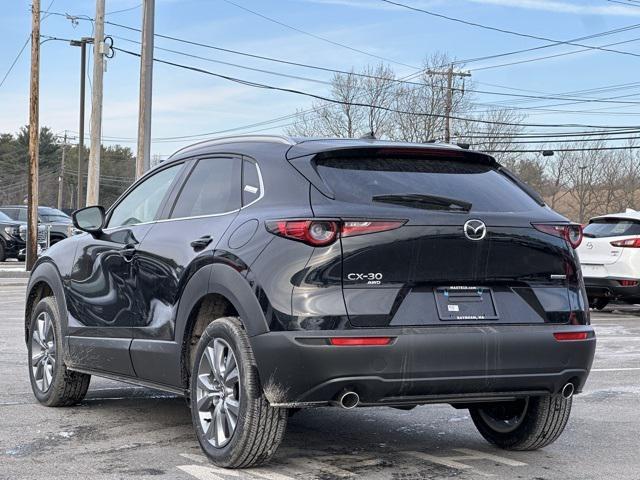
584,276,640,302
250,325,596,406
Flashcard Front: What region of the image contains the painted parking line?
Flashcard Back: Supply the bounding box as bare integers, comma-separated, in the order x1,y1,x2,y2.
177,449,528,480
179,454,296,480
405,448,527,477
591,367,640,372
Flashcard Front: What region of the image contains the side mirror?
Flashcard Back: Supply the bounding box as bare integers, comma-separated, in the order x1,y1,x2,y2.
72,206,105,234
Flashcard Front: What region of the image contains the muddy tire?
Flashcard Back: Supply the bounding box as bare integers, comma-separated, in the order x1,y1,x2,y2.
470,395,572,450
27,297,91,407
189,316,288,468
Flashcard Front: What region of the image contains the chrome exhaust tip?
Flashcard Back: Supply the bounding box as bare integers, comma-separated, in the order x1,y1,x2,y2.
334,390,360,409
561,383,575,399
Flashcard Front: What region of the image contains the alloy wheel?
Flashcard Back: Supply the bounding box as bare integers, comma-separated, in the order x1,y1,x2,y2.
196,338,241,448
31,311,56,392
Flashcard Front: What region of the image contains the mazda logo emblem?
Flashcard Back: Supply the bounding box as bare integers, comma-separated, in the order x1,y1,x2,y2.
464,219,487,241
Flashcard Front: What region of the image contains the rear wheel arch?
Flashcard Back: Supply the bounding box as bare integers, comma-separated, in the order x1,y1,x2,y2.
176,263,270,390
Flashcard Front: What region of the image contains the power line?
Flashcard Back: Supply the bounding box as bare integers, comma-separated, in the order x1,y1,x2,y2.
472,34,640,72
0,0,56,89
219,0,417,70
450,23,640,69
469,135,640,145
107,34,640,106
50,10,640,92
114,46,640,130
380,0,640,59
46,11,640,109
486,145,640,153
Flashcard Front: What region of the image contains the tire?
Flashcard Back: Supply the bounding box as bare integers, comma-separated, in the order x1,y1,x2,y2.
0,241,6,262
590,298,609,310
27,297,91,407
189,316,288,468
470,395,572,451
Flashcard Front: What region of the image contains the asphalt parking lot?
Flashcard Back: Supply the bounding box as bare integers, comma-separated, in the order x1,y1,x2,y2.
1,276,639,480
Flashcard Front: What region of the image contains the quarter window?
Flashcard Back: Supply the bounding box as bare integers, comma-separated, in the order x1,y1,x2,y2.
242,159,262,206
107,164,182,228
170,157,241,219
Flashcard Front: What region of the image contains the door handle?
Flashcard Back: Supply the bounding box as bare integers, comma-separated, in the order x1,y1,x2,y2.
191,235,213,250
119,243,137,262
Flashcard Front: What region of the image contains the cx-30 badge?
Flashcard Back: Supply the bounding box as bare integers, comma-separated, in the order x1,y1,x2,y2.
464,219,487,241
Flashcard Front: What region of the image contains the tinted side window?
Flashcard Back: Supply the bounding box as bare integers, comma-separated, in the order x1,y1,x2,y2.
108,164,181,228
242,159,262,206
171,157,241,218
0,208,18,220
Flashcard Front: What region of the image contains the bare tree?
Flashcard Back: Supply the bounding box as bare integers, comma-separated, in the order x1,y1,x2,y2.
564,142,606,223
287,64,396,139
456,108,527,168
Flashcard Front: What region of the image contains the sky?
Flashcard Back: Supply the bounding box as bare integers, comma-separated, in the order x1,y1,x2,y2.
1,0,640,157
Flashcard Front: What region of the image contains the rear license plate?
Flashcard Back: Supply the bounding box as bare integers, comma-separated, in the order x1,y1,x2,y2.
434,286,498,321
581,264,606,277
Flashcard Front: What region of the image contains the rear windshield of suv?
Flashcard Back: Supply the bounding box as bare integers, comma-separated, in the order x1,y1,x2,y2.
315,156,541,213
584,218,640,238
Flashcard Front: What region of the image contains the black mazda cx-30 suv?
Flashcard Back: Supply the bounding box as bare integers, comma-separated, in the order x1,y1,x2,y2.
26,136,595,468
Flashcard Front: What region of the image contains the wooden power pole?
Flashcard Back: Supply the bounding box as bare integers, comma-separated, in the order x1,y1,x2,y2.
136,0,155,178
424,66,471,144
26,0,40,270
86,0,105,206
444,65,454,144
57,131,67,209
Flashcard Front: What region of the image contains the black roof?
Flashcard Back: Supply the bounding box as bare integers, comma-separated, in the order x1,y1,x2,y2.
166,135,495,165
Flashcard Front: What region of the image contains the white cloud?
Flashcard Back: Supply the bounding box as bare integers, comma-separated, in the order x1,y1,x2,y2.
298,0,640,16
464,0,640,16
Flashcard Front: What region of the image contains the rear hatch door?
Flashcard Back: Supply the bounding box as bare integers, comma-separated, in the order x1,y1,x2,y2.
308,149,581,326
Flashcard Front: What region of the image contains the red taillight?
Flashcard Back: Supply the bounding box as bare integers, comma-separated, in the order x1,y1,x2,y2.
553,332,589,341
341,220,405,237
610,237,640,248
533,223,583,249
618,279,639,287
267,220,338,246
266,219,405,246
329,337,393,346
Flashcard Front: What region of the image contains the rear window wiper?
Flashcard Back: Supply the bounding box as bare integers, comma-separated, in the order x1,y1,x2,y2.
372,193,472,212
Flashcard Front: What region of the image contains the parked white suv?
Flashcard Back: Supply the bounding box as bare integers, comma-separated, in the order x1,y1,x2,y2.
577,209,640,309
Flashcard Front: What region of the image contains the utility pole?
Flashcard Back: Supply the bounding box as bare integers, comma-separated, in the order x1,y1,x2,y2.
70,37,92,209
87,0,105,206
424,66,471,144
26,0,40,270
442,64,471,144
136,0,155,178
444,65,454,144
57,131,67,209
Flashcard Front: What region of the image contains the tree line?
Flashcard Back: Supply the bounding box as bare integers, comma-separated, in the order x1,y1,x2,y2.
0,126,135,210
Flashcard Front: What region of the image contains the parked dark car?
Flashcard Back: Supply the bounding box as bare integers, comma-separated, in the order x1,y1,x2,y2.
0,205,74,245
0,210,48,262
25,136,595,468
